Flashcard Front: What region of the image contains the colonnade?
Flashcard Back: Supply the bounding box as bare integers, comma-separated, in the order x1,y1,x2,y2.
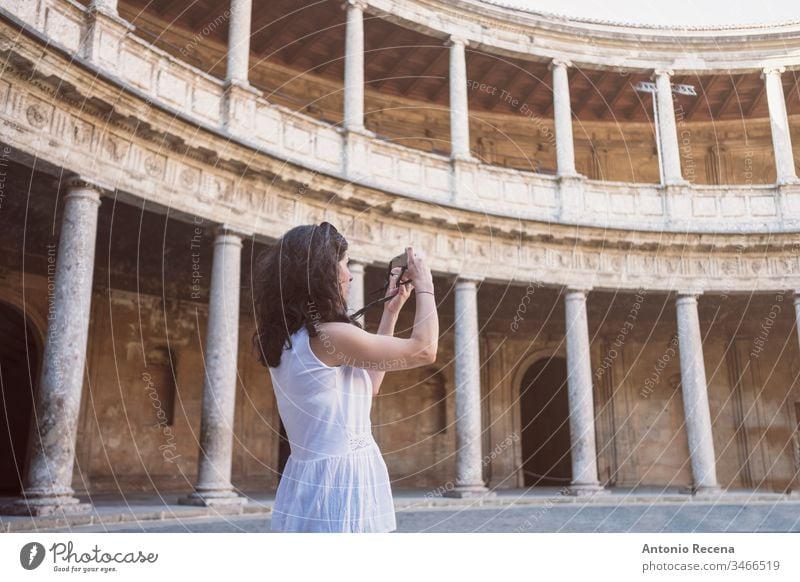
2,0,800,516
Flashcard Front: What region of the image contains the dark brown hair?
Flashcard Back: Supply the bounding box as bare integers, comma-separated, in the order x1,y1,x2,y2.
251,223,362,368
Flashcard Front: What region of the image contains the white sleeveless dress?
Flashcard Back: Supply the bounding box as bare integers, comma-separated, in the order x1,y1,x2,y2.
268,325,397,532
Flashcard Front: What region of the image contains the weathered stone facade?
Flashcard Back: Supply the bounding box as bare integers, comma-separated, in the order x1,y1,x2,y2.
0,0,799,515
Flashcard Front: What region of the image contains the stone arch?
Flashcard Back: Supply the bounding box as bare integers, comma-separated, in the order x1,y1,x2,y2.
0,295,46,494
511,341,571,487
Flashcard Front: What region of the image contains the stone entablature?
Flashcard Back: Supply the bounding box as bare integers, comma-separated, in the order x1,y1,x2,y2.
1,2,800,293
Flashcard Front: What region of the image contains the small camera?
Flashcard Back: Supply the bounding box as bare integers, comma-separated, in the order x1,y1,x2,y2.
389,250,408,272
349,250,411,320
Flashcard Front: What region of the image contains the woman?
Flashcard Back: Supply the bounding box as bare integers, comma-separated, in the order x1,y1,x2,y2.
252,222,439,532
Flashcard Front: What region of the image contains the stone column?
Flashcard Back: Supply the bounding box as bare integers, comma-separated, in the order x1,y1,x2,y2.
444,275,495,498
1,178,102,516
226,0,253,86
447,35,472,161
564,287,606,495
675,292,720,495
347,259,366,316
792,291,800,496
654,69,685,186
763,66,798,185
550,59,579,177
89,0,118,15
795,291,800,356
179,226,247,506
343,0,367,132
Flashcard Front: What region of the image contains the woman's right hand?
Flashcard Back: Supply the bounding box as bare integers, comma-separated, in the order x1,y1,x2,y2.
405,246,434,294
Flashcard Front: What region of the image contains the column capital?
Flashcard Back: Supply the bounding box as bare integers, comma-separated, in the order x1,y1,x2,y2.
653,68,674,79
675,290,703,306
761,65,786,77
347,259,367,272
548,58,572,71
445,34,469,48
212,224,250,242
342,0,368,11
63,176,104,203
565,286,592,296
455,273,483,285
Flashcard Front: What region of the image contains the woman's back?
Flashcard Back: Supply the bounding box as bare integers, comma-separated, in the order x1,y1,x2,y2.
267,325,396,532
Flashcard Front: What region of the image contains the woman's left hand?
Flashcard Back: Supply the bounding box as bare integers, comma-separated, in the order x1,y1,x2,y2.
383,267,413,315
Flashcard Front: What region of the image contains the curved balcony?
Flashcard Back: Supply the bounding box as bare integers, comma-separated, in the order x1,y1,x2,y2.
3,0,799,235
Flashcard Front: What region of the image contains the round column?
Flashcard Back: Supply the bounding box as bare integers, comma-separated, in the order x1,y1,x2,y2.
550,59,578,177
347,259,366,316
444,275,494,498
763,66,798,185
179,226,247,506
675,292,720,495
3,177,102,516
654,69,685,186
343,0,367,132
564,287,606,496
226,0,253,86
447,35,472,161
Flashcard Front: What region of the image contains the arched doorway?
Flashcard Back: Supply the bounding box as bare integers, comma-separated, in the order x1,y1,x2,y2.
520,357,572,487
0,303,40,494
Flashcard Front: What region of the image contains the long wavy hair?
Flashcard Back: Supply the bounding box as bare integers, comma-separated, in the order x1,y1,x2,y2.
252,222,363,368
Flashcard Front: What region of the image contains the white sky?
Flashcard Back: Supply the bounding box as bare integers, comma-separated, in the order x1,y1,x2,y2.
482,0,800,26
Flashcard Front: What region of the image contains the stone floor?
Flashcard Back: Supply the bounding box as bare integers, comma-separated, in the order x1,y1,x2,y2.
2,487,798,533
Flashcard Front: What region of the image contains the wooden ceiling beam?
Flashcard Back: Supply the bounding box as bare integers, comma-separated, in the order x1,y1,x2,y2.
403,49,447,97
717,75,749,118
685,75,721,120
785,75,800,113
623,85,651,120
517,73,547,113
542,68,578,116
263,10,342,65
372,44,423,90
364,27,415,86
598,75,634,119
252,10,311,57
573,70,608,117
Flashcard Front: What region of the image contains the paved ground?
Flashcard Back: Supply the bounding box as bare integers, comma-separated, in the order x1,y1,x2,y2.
41,502,800,533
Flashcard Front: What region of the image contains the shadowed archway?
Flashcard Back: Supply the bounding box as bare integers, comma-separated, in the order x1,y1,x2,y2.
520,356,572,487
0,302,40,494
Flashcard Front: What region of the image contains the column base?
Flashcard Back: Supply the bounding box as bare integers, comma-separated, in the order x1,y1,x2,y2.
566,483,609,497
442,484,497,499
0,495,92,516
679,484,723,497
178,488,248,507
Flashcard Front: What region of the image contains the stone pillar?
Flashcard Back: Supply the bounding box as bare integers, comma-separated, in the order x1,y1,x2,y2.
564,287,606,495
89,0,118,15
654,69,685,186
763,66,798,185
347,260,366,316
792,291,800,496
179,226,247,506
1,178,102,516
675,292,721,495
444,275,495,498
226,0,253,86
550,59,579,177
447,35,472,161
343,0,367,132
795,291,800,356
